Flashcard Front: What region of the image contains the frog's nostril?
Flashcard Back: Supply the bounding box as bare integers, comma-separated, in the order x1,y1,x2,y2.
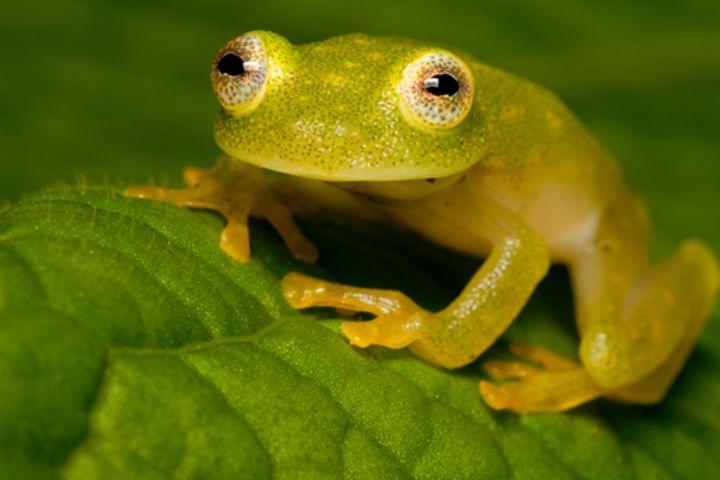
217,53,246,76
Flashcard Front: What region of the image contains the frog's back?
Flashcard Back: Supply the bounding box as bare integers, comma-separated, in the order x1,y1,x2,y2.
306,33,625,199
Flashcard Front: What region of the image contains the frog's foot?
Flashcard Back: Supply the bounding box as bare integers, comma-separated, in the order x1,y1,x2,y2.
281,273,426,349
479,343,603,413
124,166,318,263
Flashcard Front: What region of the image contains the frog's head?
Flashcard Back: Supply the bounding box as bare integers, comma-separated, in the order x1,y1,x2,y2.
212,31,488,182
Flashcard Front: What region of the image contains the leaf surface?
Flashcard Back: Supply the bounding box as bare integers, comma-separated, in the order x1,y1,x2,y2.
0,189,718,479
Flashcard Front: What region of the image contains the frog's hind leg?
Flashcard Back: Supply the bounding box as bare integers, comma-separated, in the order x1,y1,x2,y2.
480,193,719,413
574,192,719,399
580,239,719,400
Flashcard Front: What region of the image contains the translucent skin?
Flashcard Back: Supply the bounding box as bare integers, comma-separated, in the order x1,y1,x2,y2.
126,31,720,413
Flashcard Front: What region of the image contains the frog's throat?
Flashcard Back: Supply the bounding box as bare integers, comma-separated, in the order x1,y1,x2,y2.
221,150,474,182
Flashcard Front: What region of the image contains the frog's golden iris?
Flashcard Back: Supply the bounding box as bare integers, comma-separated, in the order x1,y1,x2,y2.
398,52,474,129
211,34,268,114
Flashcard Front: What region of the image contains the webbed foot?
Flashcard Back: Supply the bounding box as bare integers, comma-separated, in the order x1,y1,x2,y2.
479,342,602,413
281,273,426,349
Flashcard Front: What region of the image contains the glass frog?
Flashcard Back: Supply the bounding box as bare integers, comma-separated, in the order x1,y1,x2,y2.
125,31,719,413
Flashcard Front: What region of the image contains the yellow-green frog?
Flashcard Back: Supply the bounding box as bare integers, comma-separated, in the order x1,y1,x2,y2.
125,31,719,413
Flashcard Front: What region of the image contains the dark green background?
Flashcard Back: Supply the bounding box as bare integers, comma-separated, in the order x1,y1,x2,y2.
2,0,719,259
2,1,720,478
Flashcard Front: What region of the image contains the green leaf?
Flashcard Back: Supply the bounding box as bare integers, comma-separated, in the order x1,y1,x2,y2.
1,188,718,479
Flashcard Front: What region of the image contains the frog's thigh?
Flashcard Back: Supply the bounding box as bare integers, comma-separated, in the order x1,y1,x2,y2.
607,310,708,404
573,195,719,392
591,242,719,402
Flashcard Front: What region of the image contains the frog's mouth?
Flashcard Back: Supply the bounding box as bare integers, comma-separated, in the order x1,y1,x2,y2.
218,148,462,183
214,111,475,183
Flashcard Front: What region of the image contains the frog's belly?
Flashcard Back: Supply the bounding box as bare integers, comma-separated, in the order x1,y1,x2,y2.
515,184,601,263
387,183,601,264
401,212,496,259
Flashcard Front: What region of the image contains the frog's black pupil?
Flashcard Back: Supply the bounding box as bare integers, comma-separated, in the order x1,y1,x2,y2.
217,53,245,76
426,73,460,96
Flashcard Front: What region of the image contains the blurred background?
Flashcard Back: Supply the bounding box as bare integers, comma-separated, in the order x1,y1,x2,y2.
1,0,719,257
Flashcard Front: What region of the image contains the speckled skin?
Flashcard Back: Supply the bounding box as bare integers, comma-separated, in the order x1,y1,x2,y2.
125,31,719,413
214,32,488,180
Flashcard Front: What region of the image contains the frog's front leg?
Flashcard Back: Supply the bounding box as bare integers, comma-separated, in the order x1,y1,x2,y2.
282,196,551,369
124,158,318,263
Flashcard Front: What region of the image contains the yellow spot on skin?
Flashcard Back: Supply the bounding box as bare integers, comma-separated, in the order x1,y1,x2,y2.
344,61,357,69
484,154,506,169
501,105,526,122
546,110,563,130
660,287,675,305
326,73,345,86
527,151,543,165
369,51,383,61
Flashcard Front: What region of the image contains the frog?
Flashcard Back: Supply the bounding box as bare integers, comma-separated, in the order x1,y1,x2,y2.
125,31,719,413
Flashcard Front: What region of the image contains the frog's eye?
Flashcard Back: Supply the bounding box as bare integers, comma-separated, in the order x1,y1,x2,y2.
211,34,268,114
399,52,473,129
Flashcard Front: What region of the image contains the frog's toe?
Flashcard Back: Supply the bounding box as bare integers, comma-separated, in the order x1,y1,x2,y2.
481,343,577,382
123,184,214,209
183,166,217,187
508,342,579,371
282,273,417,314
123,185,172,202
220,216,251,263
479,378,546,413
281,273,324,308
482,360,539,380
341,317,421,349
478,381,512,411
258,204,318,263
